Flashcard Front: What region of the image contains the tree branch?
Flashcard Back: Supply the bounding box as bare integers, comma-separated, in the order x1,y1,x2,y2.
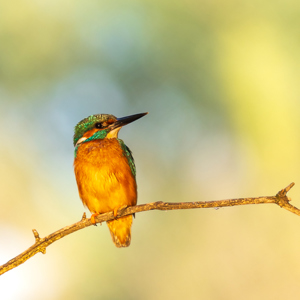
0,182,298,276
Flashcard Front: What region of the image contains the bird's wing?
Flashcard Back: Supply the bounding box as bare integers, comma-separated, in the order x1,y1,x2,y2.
118,139,136,177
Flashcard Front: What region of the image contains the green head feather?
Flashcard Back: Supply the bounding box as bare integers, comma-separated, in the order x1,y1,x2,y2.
73,114,117,146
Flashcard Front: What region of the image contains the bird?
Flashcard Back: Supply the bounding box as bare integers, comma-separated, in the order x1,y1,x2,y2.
73,112,147,247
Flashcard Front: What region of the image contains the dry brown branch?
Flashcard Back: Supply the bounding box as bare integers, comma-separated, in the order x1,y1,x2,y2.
0,182,298,276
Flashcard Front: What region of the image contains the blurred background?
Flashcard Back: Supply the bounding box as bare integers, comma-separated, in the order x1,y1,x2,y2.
1,0,300,299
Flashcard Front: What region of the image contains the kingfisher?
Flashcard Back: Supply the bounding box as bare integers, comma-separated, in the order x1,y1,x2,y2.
73,112,147,248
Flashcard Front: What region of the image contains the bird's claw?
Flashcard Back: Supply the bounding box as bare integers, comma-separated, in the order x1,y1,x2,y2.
113,205,128,219
91,213,99,225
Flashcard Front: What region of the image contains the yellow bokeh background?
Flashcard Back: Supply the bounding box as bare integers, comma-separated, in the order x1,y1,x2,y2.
1,0,300,299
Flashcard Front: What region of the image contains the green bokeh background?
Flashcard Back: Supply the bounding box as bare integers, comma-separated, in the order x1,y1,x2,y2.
1,0,300,299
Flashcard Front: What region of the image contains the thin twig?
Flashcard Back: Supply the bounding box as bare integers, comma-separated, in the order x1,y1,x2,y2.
0,182,298,276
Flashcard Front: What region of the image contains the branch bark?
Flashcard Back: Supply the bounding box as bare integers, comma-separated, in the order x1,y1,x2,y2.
0,182,298,276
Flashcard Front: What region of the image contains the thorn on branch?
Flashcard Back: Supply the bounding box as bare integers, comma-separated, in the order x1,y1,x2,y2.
277,182,295,198
275,182,295,207
284,182,295,195
81,212,86,221
32,229,40,243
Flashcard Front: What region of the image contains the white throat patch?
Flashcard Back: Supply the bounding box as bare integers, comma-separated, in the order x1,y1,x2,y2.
75,137,87,147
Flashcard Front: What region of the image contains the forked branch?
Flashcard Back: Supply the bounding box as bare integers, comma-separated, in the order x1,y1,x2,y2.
0,182,298,276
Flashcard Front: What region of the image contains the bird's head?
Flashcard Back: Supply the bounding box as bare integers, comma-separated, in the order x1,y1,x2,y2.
73,112,148,147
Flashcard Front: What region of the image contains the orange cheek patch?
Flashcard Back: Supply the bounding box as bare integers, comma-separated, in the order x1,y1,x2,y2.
102,119,115,127
83,128,99,139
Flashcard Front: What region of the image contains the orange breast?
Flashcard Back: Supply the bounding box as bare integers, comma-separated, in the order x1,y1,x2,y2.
74,138,137,214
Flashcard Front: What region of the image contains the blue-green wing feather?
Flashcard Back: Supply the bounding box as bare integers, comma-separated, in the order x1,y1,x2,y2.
117,139,136,177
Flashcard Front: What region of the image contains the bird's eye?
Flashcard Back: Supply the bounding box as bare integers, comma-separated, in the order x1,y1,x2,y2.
95,123,103,129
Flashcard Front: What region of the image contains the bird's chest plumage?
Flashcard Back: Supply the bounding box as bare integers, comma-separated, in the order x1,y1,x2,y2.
74,139,137,214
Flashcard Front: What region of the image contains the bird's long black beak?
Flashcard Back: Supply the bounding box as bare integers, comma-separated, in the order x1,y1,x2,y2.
110,112,148,130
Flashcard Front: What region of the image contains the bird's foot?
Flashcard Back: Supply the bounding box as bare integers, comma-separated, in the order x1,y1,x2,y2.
90,213,99,225
113,205,128,219
113,208,119,218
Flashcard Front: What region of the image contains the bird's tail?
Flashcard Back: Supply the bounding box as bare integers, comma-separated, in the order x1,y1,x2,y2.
107,215,133,248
